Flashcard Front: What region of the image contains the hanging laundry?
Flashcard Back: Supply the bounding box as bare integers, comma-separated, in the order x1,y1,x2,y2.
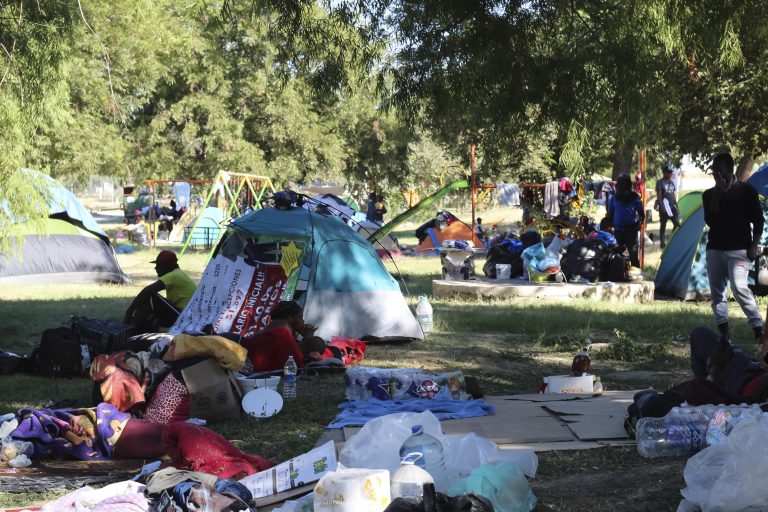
402,188,420,208
544,181,560,218
496,182,521,207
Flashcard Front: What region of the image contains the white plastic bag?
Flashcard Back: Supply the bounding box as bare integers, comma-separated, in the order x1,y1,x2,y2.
681,419,768,511
313,463,390,512
338,411,538,488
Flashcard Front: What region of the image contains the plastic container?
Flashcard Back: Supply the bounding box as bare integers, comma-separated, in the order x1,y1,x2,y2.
415,296,433,335
283,356,297,399
496,264,512,280
399,424,448,492
592,376,603,394
543,374,594,393
636,407,709,458
391,452,434,499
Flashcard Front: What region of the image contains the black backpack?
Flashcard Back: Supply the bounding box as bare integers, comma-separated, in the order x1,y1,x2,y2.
30,327,84,377
601,250,630,282
561,239,608,281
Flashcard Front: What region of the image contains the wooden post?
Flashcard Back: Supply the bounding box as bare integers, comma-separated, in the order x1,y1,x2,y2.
639,148,646,268
471,143,477,235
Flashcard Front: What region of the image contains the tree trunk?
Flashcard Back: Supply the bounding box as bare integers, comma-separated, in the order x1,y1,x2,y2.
736,153,755,182
612,141,635,180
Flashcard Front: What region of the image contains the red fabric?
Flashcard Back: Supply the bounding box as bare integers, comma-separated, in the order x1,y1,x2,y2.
164,423,273,479
241,326,304,372
114,419,166,459
326,337,367,366
90,353,146,412
742,372,768,398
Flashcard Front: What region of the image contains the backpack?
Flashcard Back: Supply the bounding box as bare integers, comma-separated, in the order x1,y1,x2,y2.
30,327,84,377
326,337,367,366
600,250,630,282
561,239,608,281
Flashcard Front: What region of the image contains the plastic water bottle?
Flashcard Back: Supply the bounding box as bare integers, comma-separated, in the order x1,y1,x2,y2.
592,376,603,394
283,356,297,399
399,425,448,491
391,452,434,499
415,296,433,335
636,407,708,458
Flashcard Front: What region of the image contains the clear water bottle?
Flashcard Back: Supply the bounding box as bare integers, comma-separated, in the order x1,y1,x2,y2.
592,376,603,394
283,356,297,399
399,425,448,491
391,452,434,499
636,407,708,458
415,296,433,335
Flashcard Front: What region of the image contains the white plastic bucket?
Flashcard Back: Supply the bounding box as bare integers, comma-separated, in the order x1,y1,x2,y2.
544,374,594,393
496,264,512,280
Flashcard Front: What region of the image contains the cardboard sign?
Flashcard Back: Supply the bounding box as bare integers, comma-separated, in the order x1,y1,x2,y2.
182,358,242,421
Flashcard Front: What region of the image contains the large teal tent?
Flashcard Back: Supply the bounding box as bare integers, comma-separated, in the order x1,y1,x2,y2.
655,186,768,300
170,206,423,340
0,169,129,285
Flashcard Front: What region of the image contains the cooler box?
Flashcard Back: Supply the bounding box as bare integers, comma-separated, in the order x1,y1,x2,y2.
439,249,476,280
71,316,137,357
544,374,594,393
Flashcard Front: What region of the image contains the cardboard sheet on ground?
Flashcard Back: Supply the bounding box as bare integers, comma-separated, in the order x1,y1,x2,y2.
440,391,636,449
0,458,143,493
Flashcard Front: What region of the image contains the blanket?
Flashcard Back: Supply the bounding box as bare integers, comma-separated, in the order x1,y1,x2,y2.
12,403,130,460
328,397,495,429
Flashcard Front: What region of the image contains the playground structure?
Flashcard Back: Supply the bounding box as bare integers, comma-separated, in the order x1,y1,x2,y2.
179,171,276,256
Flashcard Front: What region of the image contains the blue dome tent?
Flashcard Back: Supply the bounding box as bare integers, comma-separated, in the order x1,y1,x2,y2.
170,206,423,340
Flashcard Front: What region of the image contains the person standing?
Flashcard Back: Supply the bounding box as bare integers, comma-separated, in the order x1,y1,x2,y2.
655,166,680,248
703,152,764,342
607,174,645,268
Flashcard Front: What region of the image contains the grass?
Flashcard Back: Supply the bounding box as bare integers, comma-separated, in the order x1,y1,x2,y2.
0,234,765,510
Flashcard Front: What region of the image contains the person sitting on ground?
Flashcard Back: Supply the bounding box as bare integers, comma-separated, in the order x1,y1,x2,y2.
240,301,316,372
124,250,197,333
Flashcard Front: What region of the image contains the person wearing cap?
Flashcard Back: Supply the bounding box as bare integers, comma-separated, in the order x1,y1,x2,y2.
703,152,764,343
607,174,645,267
123,250,197,332
655,166,680,248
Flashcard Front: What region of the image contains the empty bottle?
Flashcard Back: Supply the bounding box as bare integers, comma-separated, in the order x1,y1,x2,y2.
415,296,434,335
636,407,708,458
390,452,434,499
592,376,603,394
399,425,448,491
283,355,297,399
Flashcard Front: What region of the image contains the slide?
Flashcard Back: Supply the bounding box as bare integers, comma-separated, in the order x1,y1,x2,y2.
368,180,469,243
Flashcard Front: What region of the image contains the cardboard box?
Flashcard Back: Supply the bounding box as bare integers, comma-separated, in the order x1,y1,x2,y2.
182,358,242,421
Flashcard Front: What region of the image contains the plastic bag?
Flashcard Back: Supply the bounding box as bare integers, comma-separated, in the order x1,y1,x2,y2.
448,463,536,512
314,463,390,512
338,411,538,488
681,419,768,511
521,243,560,273
272,492,314,512
1,439,33,462
384,484,493,512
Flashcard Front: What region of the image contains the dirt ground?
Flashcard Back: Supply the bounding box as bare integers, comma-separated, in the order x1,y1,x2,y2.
532,447,686,511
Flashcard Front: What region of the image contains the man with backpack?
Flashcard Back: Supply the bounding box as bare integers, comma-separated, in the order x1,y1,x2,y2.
607,174,645,268
124,250,197,333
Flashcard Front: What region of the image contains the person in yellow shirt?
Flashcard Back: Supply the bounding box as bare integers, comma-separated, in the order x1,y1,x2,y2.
124,250,197,333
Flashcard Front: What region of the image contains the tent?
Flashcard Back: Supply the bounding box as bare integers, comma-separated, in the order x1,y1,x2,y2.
414,214,484,256
183,206,224,249
170,206,423,340
655,187,768,300
304,194,403,258
0,169,129,285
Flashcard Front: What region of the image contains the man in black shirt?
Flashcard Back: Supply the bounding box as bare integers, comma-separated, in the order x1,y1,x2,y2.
702,153,764,343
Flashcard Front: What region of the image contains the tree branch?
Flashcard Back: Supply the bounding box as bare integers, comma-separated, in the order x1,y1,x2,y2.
77,0,118,117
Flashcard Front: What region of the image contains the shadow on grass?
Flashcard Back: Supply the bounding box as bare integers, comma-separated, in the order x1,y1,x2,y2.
1,297,130,354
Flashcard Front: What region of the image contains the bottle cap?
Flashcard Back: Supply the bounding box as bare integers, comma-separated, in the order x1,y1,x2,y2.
410,424,423,434
595,376,601,381
400,452,423,465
